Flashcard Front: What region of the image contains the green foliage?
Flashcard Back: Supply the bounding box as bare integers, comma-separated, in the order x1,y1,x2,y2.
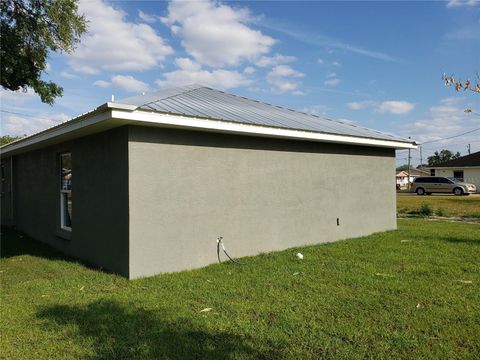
395,164,413,172
397,194,480,219
427,149,461,166
436,208,445,217
419,203,433,216
0,135,23,146
1,219,480,359
0,0,86,104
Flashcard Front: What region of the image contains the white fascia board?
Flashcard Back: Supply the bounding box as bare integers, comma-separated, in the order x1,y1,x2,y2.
112,109,417,149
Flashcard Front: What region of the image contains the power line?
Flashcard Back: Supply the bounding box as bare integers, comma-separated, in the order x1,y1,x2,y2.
420,127,480,145
0,109,59,122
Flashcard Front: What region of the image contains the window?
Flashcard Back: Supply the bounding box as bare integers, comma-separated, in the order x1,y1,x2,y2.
453,170,464,182
60,153,72,231
430,169,435,176
438,177,452,184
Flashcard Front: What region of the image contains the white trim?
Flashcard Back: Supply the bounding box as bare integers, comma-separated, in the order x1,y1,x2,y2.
112,109,417,149
60,191,72,232
60,152,72,232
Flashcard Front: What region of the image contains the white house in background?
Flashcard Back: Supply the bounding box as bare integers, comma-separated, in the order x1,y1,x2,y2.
396,168,429,188
428,151,480,188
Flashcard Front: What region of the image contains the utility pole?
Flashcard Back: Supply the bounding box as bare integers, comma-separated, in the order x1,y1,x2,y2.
419,145,423,170
467,144,471,155
407,137,411,190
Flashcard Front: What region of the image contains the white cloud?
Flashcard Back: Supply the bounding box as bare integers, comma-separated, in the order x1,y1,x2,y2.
111,75,149,93
93,75,149,93
376,101,415,114
317,58,324,64
302,104,330,116
324,72,340,86
446,0,479,7
255,54,295,67
347,101,374,110
324,78,340,86
0,88,35,105
332,61,341,67
162,0,275,67
266,65,304,93
69,0,173,74
1,112,70,136
406,98,476,145
243,66,256,75
156,58,251,89
93,80,111,88
138,10,158,23
262,21,401,62
60,71,79,79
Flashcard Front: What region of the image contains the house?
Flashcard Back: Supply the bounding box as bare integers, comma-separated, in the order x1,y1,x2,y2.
428,151,480,188
0,85,416,279
396,168,429,188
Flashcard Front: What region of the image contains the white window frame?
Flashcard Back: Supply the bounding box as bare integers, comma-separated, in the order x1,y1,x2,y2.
60,153,72,231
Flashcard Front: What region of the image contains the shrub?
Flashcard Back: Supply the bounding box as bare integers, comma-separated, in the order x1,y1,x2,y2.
419,203,433,216
436,208,445,217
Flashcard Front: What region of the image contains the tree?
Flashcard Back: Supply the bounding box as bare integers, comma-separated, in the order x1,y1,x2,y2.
0,135,23,146
427,150,461,166
1,0,86,104
396,164,413,172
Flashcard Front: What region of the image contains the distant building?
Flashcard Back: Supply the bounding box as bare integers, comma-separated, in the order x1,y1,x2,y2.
396,168,429,188
428,151,480,188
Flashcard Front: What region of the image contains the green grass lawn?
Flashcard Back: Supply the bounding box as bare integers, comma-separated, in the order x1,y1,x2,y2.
397,194,480,218
1,220,479,359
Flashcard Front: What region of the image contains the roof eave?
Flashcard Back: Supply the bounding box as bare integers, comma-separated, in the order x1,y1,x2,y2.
1,105,416,157
112,109,416,149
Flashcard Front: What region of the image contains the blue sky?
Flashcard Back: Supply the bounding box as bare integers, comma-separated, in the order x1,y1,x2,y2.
1,0,479,166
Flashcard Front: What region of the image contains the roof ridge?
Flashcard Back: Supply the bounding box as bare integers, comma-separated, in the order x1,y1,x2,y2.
143,84,206,106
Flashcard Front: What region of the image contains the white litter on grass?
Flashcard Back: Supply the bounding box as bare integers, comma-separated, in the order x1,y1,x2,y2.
400,239,411,243
375,273,394,278
293,272,300,276
199,308,212,313
458,280,473,284
416,303,421,309
79,286,85,291
296,253,304,260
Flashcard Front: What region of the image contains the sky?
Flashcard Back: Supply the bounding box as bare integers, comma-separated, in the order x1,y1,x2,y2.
1,0,479,166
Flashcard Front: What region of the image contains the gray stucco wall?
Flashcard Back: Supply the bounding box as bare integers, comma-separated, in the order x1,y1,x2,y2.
1,157,14,227
128,126,396,279
1,127,129,276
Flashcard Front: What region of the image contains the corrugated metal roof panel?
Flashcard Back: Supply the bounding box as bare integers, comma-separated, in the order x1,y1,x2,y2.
118,85,411,143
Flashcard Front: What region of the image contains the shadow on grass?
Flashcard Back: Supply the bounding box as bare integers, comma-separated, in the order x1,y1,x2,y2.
37,300,283,359
439,235,480,245
0,226,65,260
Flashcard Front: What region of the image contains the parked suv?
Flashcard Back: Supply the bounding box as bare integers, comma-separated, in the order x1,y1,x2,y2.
411,176,476,196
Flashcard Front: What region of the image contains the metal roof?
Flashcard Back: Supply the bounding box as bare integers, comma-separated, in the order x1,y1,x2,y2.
119,84,412,144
